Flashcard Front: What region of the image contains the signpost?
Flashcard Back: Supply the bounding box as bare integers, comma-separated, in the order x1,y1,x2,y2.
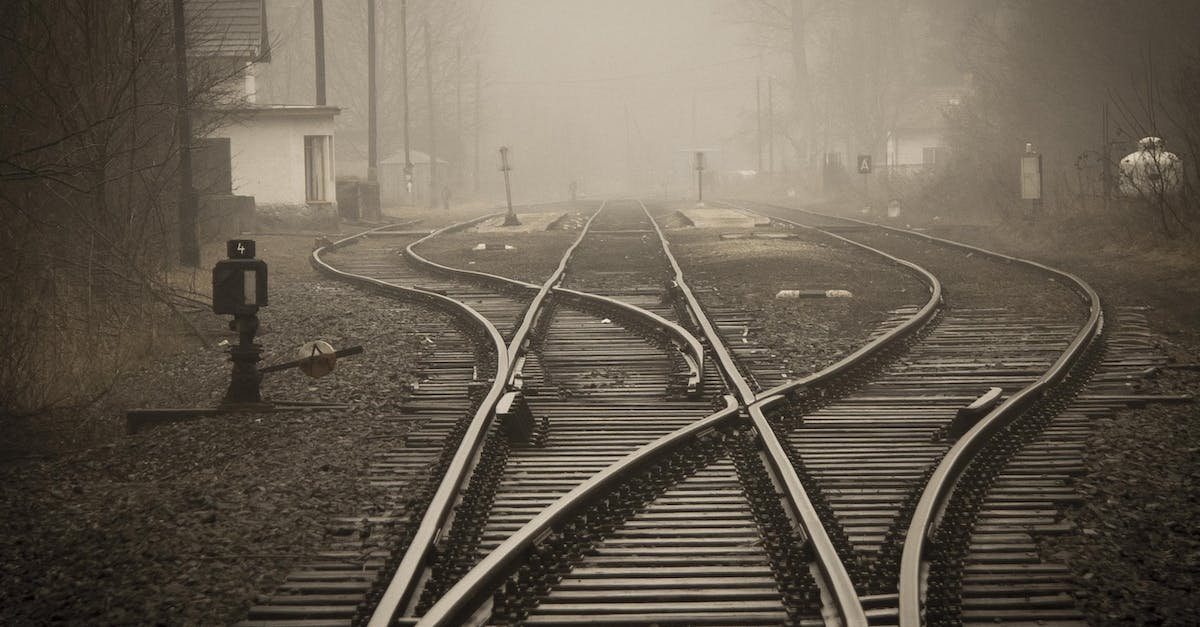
857,154,872,212
125,240,359,433
1020,143,1042,220
500,146,519,226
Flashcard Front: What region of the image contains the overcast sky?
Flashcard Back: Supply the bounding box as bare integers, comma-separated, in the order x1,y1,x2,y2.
477,0,779,197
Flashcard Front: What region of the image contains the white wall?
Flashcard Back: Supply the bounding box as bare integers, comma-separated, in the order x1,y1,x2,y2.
207,111,336,207
888,129,943,166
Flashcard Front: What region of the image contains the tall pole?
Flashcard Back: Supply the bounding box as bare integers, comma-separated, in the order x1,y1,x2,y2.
456,45,462,189
695,151,704,204
171,0,199,267
767,77,775,174
313,0,326,105
1102,101,1111,213
401,0,412,201
756,76,763,174
424,19,436,208
625,104,633,191
474,60,481,193
366,0,377,182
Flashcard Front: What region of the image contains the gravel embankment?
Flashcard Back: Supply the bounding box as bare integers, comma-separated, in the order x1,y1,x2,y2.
0,234,445,625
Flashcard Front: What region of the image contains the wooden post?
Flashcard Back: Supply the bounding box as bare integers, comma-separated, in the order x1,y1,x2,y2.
366,0,377,182
171,0,199,267
425,19,436,208
401,0,411,201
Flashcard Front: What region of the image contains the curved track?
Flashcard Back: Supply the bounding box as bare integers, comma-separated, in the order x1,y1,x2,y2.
244,197,1133,627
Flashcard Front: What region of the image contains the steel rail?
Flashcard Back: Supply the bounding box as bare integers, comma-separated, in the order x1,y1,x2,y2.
712,199,943,400
645,200,875,625
401,204,706,394
366,202,608,626
415,395,742,626
641,200,757,405
310,223,510,627
740,201,1103,627
707,198,947,627
552,286,704,394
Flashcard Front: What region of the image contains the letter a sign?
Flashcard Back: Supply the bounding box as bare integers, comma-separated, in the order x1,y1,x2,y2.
857,155,872,174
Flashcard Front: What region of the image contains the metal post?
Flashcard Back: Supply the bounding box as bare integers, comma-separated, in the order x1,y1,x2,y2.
313,0,326,106
500,146,518,225
695,151,704,204
171,0,199,267
425,20,436,208
366,0,377,182
222,313,264,407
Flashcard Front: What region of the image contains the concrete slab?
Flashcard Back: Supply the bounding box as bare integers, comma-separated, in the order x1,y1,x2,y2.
473,212,566,233
675,207,770,229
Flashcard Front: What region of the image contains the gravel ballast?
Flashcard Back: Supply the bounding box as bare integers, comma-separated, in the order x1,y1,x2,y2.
0,234,448,625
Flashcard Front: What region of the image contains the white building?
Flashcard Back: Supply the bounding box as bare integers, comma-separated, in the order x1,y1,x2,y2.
885,88,963,169
188,0,339,221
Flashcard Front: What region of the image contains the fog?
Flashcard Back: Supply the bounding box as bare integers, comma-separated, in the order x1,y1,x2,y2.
478,0,768,199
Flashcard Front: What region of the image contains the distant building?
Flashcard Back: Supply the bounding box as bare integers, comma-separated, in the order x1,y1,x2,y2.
188,0,339,222
885,87,963,170
380,150,450,208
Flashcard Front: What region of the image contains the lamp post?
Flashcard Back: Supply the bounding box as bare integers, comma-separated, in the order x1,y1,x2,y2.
695,150,705,205
500,146,519,226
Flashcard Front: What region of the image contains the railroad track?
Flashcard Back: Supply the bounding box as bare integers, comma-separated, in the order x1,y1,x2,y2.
719,200,1181,625
242,197,1180,627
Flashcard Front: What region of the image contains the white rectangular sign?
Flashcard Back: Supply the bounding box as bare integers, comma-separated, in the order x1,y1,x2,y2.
1020,155,1042,200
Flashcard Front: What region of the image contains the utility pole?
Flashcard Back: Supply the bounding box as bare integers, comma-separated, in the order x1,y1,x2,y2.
767,77,775,175
424,19,436,208
1102,101,1111,213
456,46,462,190
313,0,326,105
625,104,633,191
695,150,705,204
171,0,199,267
474,60,481,193
756,76,763,174
500,146,518,225
401,0,412,202
366,0,377,182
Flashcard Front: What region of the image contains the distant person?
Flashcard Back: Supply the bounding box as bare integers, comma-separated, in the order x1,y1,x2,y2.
441,185,451,210
569,180,578,202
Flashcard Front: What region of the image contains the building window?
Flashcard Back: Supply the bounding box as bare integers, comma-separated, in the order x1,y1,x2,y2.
305,135,331,201
923,147,940,166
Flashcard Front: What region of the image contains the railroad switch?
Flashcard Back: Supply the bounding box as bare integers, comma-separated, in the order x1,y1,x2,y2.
497,391,538,445
126,239,361,433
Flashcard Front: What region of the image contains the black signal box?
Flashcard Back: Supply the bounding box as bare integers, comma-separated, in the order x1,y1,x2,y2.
213,240,268,315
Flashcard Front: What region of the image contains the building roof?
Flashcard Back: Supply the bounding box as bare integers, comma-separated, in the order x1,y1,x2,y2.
893,87,963,131
186,0,270,60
